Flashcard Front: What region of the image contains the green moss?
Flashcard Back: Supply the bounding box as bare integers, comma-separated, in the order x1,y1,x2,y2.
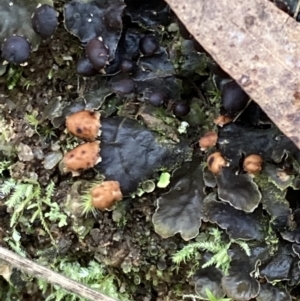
1,179,67,246
36,258,132,301
172,228,250,276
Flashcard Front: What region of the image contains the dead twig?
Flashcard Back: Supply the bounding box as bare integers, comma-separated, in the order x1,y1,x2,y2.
0,246,120,301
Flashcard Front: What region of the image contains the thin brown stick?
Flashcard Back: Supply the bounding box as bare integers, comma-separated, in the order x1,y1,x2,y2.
0,246,120,301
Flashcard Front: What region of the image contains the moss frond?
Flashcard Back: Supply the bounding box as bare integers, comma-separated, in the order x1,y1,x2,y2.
172,242,203,264
235,240,251,256
37,259,131,301
1,178,67,245
80,190,98,217
172,227,251,276
78,178,105,217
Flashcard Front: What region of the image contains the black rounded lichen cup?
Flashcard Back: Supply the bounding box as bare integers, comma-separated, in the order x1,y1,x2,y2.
139,34,159,56
85,37,109,70
76,57,98,77
173,103,190,117
120,59,136,73
221,80,250,116
148,91,167,107
32,4,58,39
1,35,32,65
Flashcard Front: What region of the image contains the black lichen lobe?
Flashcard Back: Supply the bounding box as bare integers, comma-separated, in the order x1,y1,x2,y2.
32,4,58,39
95,117,191,194
111,79,135,94
1,36,31,64
104,3,125,30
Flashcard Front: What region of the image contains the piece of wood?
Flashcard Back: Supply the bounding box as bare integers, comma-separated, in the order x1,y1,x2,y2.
0,246,120,301
166,0,300,149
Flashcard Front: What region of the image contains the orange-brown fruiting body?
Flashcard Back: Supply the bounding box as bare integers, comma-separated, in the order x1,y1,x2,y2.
199,131,218,151
91,181,123,210
66,110,101,141
243,154,263,174
214,115,232,127
63,141,101,176
207,152,227,175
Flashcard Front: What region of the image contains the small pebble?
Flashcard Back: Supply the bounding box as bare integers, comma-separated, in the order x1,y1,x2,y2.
43,151,63,170
27,172,39,181
33,147,44,160
17,143,34,161
51,141,61,151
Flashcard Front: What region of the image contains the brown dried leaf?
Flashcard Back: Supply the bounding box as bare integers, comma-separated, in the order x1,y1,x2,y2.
166,0,300,149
